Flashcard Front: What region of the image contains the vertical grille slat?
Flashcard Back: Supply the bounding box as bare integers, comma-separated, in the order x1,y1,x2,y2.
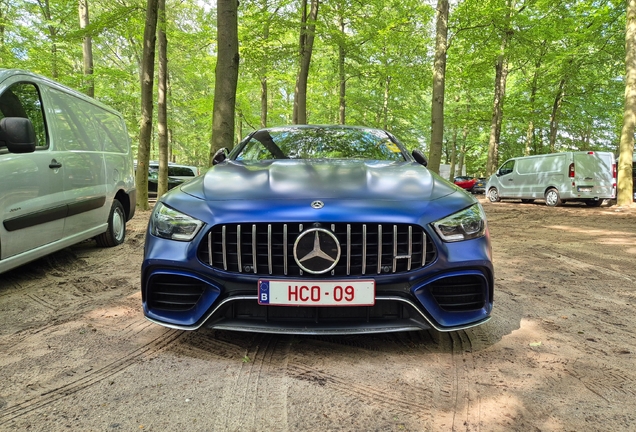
200,222,436,277
377,225,382,275
252,224,257,274
346,224,351,276
237,225,242,272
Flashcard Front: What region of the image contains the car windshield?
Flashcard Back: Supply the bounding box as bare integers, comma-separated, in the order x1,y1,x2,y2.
233,127,408,162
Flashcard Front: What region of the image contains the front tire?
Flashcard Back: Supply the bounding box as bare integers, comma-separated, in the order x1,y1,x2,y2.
487,188,501,202
585,199,603,207
544,188,562,207
96,199,126,247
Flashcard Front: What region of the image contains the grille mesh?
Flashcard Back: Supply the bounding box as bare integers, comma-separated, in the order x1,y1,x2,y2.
197,223,436,277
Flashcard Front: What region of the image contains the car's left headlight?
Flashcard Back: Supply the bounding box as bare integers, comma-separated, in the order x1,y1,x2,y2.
150,202,204,241
432,204,487,242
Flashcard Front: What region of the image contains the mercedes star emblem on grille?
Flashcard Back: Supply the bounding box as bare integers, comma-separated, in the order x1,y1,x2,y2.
293,228,341,274
311,200,324,209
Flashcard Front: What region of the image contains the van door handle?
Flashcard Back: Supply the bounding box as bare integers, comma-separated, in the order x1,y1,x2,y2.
507,179,513,181
49,159,62,169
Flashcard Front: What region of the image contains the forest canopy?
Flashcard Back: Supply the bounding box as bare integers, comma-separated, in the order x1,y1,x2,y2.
0,0,627,177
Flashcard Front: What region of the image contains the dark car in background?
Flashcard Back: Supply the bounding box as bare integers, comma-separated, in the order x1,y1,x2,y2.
141,125,493,335
472,178,487,194
137,162,199,197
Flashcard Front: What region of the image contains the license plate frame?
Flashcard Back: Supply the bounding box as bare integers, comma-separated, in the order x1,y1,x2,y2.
258,279,375,307
577,186,593,192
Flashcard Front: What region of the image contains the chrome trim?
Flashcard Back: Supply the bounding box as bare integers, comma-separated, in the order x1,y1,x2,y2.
377,224,382,274
222,225,227,271
362,224,367,275
408,226,412,271
392,225,397,273
144,295,491,333
346,224,351,276
267,224,272,275
252,224,257,274
237,225,242,272
422,230,427,268
283,224,288,276
207,231,213,266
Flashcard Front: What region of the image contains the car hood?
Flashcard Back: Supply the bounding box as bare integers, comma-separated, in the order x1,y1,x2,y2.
180,159,458,202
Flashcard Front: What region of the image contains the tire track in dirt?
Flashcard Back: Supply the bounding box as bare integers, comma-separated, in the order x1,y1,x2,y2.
217,334,293,432
423,328,489,432
0,328,182,423
287,362,432,420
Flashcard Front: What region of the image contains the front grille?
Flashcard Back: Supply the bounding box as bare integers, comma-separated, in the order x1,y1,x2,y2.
197,223,436,277
147,275,206,312
429,275,486,312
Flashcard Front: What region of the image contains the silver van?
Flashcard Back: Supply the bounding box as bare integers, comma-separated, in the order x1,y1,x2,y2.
0,69,136,274
486,151,616,207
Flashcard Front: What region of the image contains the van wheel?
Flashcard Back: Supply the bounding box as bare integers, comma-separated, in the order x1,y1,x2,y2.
96,199,126,247
544,188,562,207
521,199,534,204
487,188,501,202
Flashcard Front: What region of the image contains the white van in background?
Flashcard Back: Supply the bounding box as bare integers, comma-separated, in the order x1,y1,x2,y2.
0,69,137,274
486,151,616,207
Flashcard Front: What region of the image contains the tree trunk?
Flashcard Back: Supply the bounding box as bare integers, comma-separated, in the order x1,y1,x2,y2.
524,56,542,156
338,13,346,125
548,78,566,153
485,32,511,176
78,0,94,97
618,0,636,206
259,0,270,128
209,0,239,164
135,0,159,211
293,0,319,125
36,0,58,78
382,75,391,130
157,0,169,199
448,127,457,182
429,0,449,175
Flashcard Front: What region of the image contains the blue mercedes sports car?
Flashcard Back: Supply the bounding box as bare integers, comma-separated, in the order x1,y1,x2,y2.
141,125,493,334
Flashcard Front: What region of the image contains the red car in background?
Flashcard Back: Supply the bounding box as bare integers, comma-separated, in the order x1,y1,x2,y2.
454,176,477,191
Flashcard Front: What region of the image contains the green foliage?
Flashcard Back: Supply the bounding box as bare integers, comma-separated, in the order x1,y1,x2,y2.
0,0,629,174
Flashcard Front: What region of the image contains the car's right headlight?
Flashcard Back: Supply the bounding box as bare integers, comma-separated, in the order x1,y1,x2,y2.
150,202,204,241
432,203,487,242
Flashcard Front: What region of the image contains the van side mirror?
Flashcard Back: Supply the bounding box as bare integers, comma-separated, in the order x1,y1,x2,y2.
0,117,37,153
212,147,228,166
412,149,428,167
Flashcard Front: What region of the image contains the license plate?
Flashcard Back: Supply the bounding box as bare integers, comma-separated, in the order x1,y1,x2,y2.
258,280,375,306
578,186,592,192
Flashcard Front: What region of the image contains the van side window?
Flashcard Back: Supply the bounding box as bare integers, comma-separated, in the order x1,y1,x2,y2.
91,107,130,154
499,160,514,176
0,83,47,148
48,88,102,151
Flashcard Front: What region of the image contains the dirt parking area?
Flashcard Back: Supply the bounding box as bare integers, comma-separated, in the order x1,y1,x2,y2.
1,197,635,431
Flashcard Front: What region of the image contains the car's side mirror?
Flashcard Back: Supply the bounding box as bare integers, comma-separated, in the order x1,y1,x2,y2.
212,147,229,166
412,149,428,167
0,117,37,154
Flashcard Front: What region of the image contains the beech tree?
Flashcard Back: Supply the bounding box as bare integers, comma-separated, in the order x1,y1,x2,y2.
78,0,94,97
135,0,159,211
209,0,239,163
618,0,636,206
429,0,449,175
156,0,169,198
293,0,319,124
